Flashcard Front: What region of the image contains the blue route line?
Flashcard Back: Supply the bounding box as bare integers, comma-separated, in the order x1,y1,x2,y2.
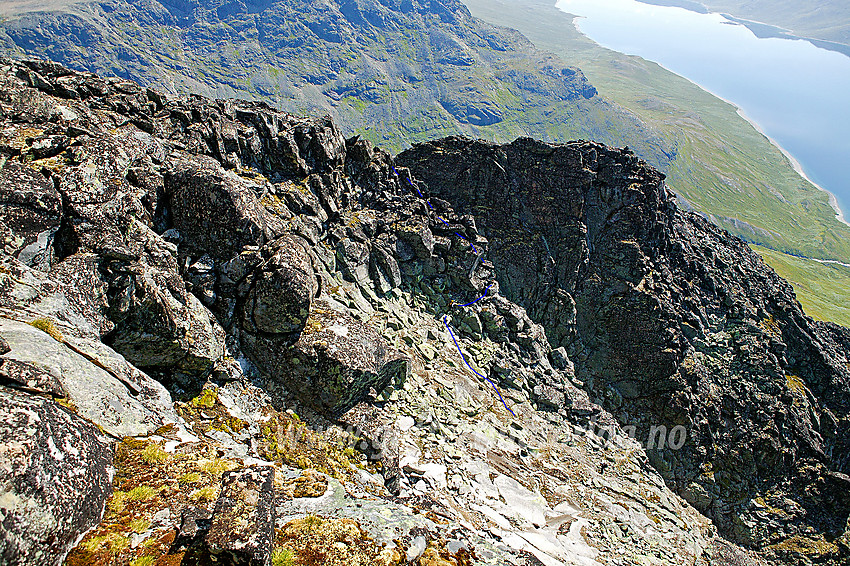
392,166,478,254
460,284,492,307
392,166,513,417
444,317,516,416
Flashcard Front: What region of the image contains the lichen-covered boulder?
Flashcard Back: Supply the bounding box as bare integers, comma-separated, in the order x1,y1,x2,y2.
0,387,113,566
395,219,434,259
205,466,275,566
247,301,408,415
165,154,267,261
242,235,317,335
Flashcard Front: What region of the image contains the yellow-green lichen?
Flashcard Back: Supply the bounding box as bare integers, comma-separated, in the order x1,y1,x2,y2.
81,532,129,555
54,396,79,413
178,471,201,485
272,548,295,566
129,556,156,566
768,534,839,559
786,374,807,397
275,515,402,566
128,517,151,533
190,387,218,408
190,486,217,502
197,457,238,477
256,410,361,480
67,432,223,566
126,485,158,502
28,317,63,341
261,193,289,215
177,387,247,438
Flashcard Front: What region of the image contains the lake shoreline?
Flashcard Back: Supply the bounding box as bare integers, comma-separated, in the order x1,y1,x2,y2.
731,106,850,229
632,0,850,58
566,9,850,230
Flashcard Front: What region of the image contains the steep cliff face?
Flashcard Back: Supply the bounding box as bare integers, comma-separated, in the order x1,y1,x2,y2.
0,58,841,566
398,137,850,563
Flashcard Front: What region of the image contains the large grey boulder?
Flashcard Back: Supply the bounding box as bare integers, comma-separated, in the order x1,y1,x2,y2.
242,235,317,335
395,218,434,259
0,317,177,437
245,301,408,415
0,387,113,566
0,253,177,436
336,237,371,286
165,154,268,261
369,243,401,293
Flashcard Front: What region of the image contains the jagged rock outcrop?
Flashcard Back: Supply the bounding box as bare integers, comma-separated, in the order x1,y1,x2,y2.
399,137,850,564
0,58,832,566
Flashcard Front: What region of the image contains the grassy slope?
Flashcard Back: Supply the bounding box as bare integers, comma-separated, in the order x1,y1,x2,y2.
751,245,850,328
463,0,850,327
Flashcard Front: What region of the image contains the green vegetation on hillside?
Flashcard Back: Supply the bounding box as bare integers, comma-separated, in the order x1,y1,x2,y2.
0,0,669,169
750,245,850,328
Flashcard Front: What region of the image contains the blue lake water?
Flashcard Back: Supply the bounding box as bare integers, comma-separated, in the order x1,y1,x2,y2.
556,0,850,223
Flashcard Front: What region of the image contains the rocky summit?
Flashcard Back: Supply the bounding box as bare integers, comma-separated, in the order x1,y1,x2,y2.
0,57,847,566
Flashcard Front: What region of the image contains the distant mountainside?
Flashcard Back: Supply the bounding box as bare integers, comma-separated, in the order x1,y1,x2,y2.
0,0,670,164
635,0,850,50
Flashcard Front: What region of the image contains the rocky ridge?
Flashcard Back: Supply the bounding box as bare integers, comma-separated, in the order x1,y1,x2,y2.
6,0,850,332
398,137,850,564
0,57,841,566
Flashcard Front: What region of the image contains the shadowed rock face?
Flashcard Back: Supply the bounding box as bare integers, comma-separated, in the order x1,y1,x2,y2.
398,137,850,560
